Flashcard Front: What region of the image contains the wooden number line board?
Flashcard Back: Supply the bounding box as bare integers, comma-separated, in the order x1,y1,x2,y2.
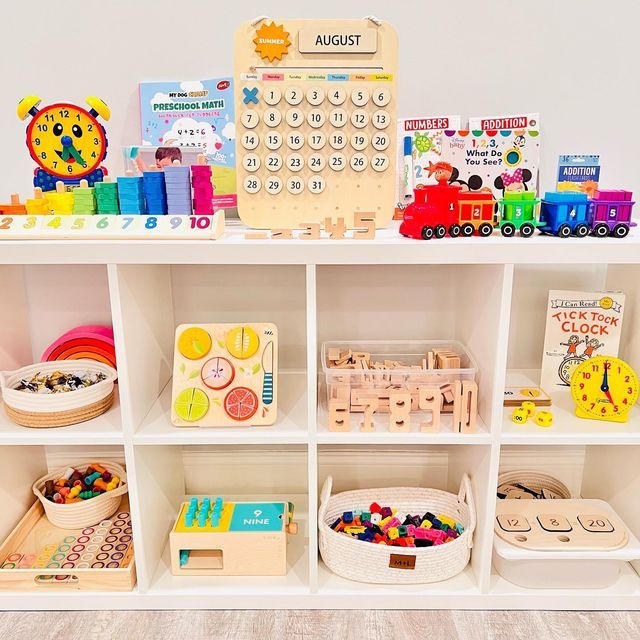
171,323,278,427
234,18,398,229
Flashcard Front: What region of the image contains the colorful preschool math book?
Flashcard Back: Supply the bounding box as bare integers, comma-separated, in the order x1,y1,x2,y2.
139,78,236,208
556,154,601,197
540,290,625,393
394,115,462,218
468,112,540,131
440,130,541,202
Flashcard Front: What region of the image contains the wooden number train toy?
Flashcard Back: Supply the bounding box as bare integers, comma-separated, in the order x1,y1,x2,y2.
169,497,297,576
400,175,636,240
324,344,478,434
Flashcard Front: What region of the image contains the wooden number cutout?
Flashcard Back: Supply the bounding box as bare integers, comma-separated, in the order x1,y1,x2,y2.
360,397,378,432
389,390,411,432
452,380,478,433
418,386,441,432
299,223,321,240
324,217,347,240
328,399,350,432
353,213,375,240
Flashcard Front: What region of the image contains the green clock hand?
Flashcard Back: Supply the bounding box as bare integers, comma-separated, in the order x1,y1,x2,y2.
67,144,87,167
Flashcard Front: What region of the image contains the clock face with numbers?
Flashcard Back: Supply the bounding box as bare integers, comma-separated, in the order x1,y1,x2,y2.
25,103,106,179
570,356,639,423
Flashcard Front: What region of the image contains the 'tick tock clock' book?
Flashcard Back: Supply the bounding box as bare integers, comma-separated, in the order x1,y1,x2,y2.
540,290,626,394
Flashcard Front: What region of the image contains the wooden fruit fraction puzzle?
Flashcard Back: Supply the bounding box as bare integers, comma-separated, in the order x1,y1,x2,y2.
171,323,278,427
234,17,398,229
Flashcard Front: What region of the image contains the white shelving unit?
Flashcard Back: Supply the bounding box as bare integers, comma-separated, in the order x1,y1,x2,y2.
1,223,640,610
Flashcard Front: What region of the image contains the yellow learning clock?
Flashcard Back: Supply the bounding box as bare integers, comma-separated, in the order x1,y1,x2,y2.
570,356,639,423
17,95,110,190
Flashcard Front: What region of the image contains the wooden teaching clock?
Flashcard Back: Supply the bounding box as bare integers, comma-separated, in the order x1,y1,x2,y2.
570,356,639,423
17,95,110,190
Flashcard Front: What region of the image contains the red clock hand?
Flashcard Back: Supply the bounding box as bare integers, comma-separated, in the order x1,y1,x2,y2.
604,389,615,406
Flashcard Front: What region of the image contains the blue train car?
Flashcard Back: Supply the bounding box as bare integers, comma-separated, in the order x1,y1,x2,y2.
539,192,591,237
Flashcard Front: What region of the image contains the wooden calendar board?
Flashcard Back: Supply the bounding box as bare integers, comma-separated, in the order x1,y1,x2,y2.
234,18,398,229
171,323,278,427
495,499,629,552
0,212,224,240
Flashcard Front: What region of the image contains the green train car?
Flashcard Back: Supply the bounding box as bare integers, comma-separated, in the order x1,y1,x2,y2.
497,192,542,238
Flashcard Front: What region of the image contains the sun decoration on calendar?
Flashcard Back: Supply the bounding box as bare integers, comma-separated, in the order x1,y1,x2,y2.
253,22,291,62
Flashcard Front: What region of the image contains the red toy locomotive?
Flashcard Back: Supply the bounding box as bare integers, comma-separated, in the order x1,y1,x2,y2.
399,178,496,240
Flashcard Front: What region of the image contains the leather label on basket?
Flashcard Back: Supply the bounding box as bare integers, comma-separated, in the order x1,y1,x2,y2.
389,554,416,570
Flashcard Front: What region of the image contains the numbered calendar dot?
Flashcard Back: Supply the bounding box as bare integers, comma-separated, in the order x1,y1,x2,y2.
264,131,283,150
329,131,347,150
265,175,283,195
308,175,326,193
496,514,531,532
240,110,259,129
328,86,347,105
351,109,369,129
285,86,303,105
372,87,391,107
371,153,390,172
241,132,259,150
578,515,614,533
351,87,369,107
286,131,305,150
372,109,391,129
263,108,282,127
243,175,261,194
329,108,347,128
372,132,390,151
286,108,304,128
350,132,369,151
307,108,326,128
242,153,261,172
286,153,304,172
307,153,326,172
537,515,572,533
307,131,326,150
265,153,283,171
306,86,325,105
263,86,282,105
350,152,368,172
286,176,305,194
329,152,346,171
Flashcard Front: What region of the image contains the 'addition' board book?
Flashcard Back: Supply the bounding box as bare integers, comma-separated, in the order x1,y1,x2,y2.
139,78,236,208
394,115,462,219
540,290,625,393
468,112,540,131
440,130,541,203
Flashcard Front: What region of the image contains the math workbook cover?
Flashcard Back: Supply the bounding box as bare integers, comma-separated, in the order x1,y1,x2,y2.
139,78,236,208
540,290,625,394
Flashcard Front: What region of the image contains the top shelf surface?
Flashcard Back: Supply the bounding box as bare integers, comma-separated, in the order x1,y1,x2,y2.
2,220,640,266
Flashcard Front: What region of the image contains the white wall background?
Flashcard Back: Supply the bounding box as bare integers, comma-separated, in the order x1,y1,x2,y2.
1,0,638,197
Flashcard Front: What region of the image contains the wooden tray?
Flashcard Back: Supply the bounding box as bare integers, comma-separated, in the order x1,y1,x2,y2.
0,496,136,591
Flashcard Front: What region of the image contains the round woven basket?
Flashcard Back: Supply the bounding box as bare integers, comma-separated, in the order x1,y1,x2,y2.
33,461,128,528
318,474,475,584
497,470,571,499
0,360,117,428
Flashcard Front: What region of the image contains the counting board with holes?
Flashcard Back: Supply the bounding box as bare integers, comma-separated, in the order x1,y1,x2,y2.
171,323,278,427
0,497,135,591
234,18,398,229
495,499,630,551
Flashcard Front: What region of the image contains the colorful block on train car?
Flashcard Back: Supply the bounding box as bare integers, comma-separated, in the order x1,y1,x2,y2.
539,191,591,238
589,189,635,238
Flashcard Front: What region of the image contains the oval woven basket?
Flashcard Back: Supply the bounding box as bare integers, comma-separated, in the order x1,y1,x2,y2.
318,474,475,584
497,470,571,499
0,360,117,428
33,461,128,528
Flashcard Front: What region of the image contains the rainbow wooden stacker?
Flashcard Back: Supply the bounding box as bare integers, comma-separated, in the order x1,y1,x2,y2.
169,497,297,576
171,323,278,427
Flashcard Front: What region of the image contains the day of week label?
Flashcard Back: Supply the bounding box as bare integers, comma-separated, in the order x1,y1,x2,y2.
327,73,349,81
350,73,369,82
298,27,377,54
306,73,327,81
241,72,259,81
286,73,304,81
262,73,284,81
373,73,393,82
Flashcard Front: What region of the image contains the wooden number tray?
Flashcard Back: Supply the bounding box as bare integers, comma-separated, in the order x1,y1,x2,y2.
0,496,136,591
495,499,629,552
